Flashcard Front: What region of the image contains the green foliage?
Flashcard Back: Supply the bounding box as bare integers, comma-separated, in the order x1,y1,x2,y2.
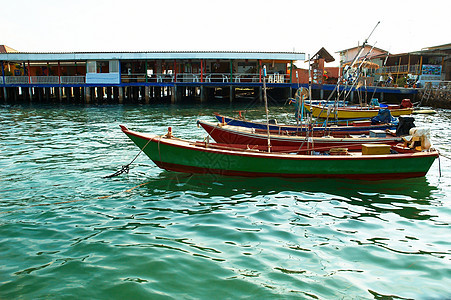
396,76,407,86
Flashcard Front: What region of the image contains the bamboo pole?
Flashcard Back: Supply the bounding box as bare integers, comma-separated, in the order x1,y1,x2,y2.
262,65,271,152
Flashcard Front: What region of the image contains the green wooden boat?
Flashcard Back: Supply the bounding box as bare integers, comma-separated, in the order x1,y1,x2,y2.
120,125,438,180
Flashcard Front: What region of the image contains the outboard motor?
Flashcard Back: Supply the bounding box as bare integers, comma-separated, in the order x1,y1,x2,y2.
396,116,415,136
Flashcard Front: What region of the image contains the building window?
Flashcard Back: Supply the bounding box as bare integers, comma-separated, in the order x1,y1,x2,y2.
96,61,109,73
87,61,96,73
109,60,119,73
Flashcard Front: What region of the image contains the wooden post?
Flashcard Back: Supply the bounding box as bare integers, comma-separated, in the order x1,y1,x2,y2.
58,61,61,84
407,54,411,74
396,56,402,83
200,59,203,82
58,87,62,102
171,86,177,103
259,60,262,83
13,87,18,102
174,60,177,82
119,87,124,104
106,86,112,102
27,61,31,84
85,86,91,104
200,85,205,102
1,61,7,101
230,59,233,82
145,86,150,104
419,56,423,75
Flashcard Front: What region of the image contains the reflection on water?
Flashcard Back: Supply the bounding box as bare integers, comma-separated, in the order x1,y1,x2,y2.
144,172,440,220
0,104,450,299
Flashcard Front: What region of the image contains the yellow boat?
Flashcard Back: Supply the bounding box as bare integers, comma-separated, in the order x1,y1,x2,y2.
304,103,413,119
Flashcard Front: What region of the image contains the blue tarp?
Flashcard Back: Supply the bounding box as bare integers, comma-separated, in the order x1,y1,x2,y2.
371,108,395,124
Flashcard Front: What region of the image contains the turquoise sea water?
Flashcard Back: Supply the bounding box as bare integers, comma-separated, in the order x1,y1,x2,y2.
1,103,450,299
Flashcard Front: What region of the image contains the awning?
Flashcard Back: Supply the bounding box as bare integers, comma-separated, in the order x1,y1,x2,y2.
343,61,380,69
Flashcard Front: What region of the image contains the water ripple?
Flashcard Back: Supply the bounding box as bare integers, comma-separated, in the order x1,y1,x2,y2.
0,104,450,299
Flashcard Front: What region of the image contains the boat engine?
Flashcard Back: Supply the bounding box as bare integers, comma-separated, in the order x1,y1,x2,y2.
396,116,416,136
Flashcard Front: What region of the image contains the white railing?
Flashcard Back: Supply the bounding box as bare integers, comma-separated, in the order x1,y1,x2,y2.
376,64,421,75
1,76,86,84
1,73,290,85
30,76,59,84
61,76,85,84
121,72,285,83
5,76,29,84
267,73,286,83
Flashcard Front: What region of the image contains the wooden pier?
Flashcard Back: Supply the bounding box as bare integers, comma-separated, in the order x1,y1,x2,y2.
0,51,304,104
0,50,423,105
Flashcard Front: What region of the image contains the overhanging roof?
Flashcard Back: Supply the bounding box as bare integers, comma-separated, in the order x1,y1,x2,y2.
0,51,305,61
0,45,18,53
311,47,335,63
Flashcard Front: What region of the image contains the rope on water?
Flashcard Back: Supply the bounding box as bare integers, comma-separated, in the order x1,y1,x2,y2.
104,137,153,178
0,181,151,215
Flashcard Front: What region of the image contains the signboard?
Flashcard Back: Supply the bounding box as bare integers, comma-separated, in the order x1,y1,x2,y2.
421,65,441,76
419,64,442,87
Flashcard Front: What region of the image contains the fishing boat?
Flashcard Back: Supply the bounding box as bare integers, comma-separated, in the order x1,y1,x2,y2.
304,102,414,119
120,125,438,180
214,113,397,136
198,120,403,150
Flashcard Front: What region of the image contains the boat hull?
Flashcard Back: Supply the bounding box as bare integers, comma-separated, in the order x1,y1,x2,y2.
214,113,396,135
198,120,401,151
304,104,413,119
120,125,438,180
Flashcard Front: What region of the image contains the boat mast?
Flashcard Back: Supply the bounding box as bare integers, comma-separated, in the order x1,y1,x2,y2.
370,51,389,100
308,54,312,110
327,21,380,103
262,65,271,152
342,44,376,103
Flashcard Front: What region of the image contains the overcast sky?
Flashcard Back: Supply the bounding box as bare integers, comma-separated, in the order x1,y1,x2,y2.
2,0,450,66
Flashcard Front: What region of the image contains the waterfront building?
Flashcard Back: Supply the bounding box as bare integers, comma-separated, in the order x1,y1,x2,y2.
0,47,305,103
337,43,450,88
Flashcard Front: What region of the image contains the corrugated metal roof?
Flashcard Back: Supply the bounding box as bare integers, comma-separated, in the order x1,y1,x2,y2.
0,51,305,61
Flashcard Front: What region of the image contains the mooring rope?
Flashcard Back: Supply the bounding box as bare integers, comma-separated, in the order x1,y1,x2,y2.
438,155,442,178
104,137,153,178
0,181,151,215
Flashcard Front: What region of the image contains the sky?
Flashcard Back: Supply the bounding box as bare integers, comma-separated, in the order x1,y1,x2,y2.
2,0,450,66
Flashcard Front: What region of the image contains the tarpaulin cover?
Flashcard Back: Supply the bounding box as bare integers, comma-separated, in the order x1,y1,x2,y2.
396,116,416,136
371,108,394,124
